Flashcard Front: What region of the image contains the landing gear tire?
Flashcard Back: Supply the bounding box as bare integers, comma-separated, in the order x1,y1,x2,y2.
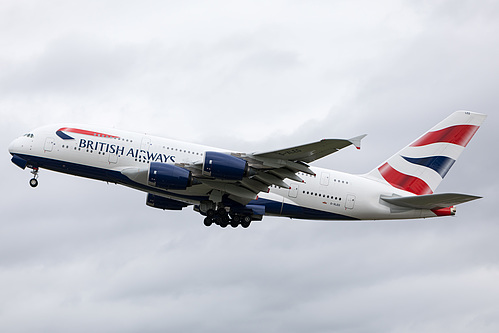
241,216,251,228
29,178,38,188
207,209,216,218
204,217,213,227
230,221,239,228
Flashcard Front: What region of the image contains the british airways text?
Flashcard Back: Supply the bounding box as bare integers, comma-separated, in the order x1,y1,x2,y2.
79,139,175,163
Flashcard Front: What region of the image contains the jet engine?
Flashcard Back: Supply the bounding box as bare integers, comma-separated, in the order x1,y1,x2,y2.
148,162,193,190
202,151,251,180
146,193,188,210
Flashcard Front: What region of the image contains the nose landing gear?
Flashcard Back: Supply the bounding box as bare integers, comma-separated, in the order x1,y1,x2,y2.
29,167,39,188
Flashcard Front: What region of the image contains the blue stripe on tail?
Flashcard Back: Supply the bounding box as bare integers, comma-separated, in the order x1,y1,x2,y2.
401,156,456,178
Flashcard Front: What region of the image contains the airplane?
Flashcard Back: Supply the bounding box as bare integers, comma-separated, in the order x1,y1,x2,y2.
8,110,486,228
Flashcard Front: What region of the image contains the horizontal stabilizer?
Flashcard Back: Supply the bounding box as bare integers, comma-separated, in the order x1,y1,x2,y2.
381,193,482,210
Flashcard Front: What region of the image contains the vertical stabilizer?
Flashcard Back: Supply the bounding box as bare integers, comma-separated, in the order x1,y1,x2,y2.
365,111,486,195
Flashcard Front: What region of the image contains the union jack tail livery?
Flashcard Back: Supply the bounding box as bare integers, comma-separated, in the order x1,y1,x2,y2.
366,111,487,195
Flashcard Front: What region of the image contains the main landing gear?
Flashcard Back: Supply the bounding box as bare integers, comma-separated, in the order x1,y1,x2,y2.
29,167,39,188
203,208,252,229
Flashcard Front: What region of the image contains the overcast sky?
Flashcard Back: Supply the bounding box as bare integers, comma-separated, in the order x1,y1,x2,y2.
1,0,498,332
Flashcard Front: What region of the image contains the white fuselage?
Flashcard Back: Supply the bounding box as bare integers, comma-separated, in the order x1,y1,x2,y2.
9,124,439,221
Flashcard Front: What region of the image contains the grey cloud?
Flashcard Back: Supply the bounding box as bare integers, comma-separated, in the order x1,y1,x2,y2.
0,35,139,95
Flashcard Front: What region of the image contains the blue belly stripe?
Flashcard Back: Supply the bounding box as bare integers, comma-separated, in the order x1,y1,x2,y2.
248,198,357,220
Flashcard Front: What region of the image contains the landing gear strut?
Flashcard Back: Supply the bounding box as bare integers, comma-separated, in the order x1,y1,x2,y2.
29,167,39,188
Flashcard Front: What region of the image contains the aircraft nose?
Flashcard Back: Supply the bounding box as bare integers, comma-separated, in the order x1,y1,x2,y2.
8,137,20,155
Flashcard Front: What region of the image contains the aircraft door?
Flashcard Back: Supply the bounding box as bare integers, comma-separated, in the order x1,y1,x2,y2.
320,172,330,186
141,137,151,152
288,183,299,198
44,137,54,152
345,194,356,209
108,152,118,164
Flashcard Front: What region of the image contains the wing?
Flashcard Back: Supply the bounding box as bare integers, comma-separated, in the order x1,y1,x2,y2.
252,134,367,163
182,135,367,205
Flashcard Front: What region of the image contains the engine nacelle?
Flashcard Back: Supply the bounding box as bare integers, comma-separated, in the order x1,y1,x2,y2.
146,193,188,210
202,151,249,180
148,162,193,190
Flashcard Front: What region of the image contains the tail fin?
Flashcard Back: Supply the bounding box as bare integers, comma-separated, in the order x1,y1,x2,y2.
366,111,487,195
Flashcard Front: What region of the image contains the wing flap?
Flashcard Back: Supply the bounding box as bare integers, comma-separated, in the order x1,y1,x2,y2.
269,167,305,183
381,193,482,210
201,180,258,200
253,172,290,188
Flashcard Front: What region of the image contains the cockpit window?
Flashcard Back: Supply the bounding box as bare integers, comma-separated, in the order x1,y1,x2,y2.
23,133,34,138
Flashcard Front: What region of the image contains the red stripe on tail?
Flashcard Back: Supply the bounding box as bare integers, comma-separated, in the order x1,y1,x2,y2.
378,163,433,195
410,125,479,147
